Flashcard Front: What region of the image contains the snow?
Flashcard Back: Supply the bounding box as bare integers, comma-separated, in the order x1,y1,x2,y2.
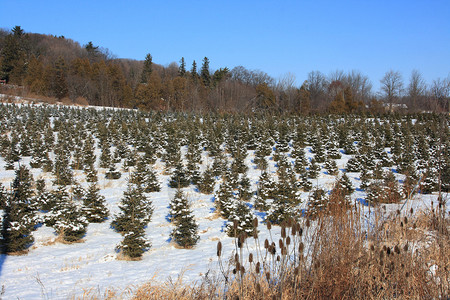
0,102,447,299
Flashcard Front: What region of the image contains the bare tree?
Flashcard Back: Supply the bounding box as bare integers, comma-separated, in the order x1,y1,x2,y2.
346,70,372,103
430,77,450,112
307,70,328,110
407,70,427,112
380,70,403,112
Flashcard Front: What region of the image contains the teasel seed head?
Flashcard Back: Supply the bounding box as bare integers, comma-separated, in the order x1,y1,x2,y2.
286,236,291,246
249,253,253,263
253,217,258,228
281,226,286,238
217,241,222,257
264,239,269,249
267,221,272,230
256,261,260,273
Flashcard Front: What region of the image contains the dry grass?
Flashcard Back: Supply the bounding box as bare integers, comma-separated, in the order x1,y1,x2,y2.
129,193,449,300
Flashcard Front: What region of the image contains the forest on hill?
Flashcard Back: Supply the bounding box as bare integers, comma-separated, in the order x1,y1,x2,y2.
0,26,449,113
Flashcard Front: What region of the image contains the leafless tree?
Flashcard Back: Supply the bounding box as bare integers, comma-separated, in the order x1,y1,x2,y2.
430,77,450,112
307,70,328,110
380,70,403,111
407,70,427,112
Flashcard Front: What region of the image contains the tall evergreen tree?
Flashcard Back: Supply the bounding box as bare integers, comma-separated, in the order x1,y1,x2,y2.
200,57,211,87
140,53,153,83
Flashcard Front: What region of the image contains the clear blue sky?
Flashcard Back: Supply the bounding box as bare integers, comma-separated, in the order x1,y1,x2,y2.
1,0,449,91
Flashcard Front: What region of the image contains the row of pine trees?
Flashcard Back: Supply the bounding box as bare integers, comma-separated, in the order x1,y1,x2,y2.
0,103,448,258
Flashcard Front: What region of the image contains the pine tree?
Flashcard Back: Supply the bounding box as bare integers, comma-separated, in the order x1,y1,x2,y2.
178,57,186,77
254,171,275,211
169,161,190,188
1,166,36,253
84,163,98,183
116,218,150,259
324,159,338,175
298,169,312,191
338,173,354,195
82,183,109,223
226,200,257,238
141,53,153,83
99,141,112,168
169,189,199,248
237,174,252,201
53,144,73,186
46,186,88,242
345,157,361,173
105,163,121,180
200,57,211,87
421,166,438,194
197,166,216,194
215,179,235,218
308,158,321,178
307,188,328,219
111,183,153,233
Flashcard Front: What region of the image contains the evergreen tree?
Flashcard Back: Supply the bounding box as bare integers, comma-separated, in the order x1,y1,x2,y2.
1,166,36,253
82,183,109,223
111,183,153,233
99,141,112,168
53,144,73,186
338,173,354,195
226,200,257,238
211,152,228,177
237,173,252,201
141,53,153,83
168,161,190,188
307,188,328,219
105,163,121,180
345,157,361,172
169,189,199,248
215,179,235,219
46,186,88,242
298,169,312,191
324,159,338,175
200,57,211,87
308,158,321,178
254,171,275,211
197,166,216,194
178,57,186,77
116,218,150,259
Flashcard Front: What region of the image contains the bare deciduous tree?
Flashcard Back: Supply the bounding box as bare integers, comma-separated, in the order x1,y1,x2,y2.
407,69,427,112
380,70,403,111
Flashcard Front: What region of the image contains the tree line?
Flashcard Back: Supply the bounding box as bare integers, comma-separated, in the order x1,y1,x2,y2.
0,26,449,113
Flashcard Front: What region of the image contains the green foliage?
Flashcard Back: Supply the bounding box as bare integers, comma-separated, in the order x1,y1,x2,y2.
82,183,109,222
226,200,256,238
169,189,199,248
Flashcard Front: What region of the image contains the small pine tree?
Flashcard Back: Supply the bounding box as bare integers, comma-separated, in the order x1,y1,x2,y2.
168,161,190,188
197,166,216,194
254,171,275,211
111,183,153,233
226,200,257,238
237,174,252,201
307,188,328,219
82,183,109,223
105,163,121,180
47,186,88,242
298,170,312,191
116,218,150,259
1,166,36,253
339,173,354,195
308,158,321,178
169,189,199,248
215,180,235,218
324,159,338,175
346,157,361,172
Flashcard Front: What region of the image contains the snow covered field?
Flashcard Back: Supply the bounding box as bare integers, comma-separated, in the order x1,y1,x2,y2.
0,103,448,299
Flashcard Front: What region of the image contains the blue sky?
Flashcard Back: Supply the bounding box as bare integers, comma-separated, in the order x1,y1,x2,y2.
1,0,449,90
